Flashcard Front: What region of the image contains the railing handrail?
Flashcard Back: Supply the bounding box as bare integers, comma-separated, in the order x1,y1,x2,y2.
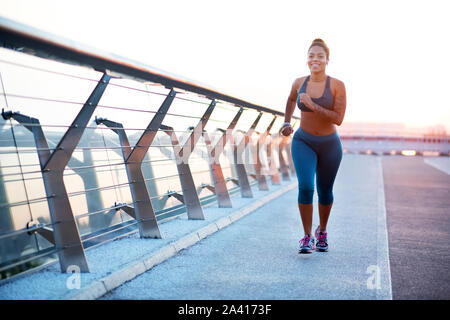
0,16,297,119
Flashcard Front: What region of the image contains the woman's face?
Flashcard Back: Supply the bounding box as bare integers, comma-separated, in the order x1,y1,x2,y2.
307,46,328,73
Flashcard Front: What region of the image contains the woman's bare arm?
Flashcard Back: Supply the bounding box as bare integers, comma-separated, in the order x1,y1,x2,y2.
284,78,302,123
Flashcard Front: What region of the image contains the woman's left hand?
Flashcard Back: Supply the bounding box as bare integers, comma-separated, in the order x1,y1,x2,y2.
299,93,315,110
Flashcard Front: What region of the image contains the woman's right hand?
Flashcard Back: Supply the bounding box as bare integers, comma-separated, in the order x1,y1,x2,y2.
280,124,294,136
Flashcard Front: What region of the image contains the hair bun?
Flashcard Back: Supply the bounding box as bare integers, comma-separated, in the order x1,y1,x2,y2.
312,38,325,45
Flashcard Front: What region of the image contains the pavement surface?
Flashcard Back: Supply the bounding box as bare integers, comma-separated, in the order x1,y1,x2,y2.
0,175,298,300
383,156,450,300
101,154,392,300
2,154,448,300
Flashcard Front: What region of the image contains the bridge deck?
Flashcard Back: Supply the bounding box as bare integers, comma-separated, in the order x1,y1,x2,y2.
0,154,449,300
100,154,391,300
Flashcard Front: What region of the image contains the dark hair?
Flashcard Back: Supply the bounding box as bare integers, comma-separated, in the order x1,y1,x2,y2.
308,38,329,60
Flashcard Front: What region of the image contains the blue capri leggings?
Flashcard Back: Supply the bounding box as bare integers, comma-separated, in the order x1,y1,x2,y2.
291,128,343,205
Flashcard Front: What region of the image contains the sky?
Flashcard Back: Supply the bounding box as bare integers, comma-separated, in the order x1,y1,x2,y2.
1,0,450,132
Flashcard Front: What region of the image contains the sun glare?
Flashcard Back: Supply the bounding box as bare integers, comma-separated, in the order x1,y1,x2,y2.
401,150,417,156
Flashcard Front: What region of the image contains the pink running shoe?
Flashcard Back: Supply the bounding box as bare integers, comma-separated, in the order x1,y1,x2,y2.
315,226,328,252
299,234,315,254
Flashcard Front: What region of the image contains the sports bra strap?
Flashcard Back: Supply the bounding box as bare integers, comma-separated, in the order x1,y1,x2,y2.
300,76,310,91
299,75,330,94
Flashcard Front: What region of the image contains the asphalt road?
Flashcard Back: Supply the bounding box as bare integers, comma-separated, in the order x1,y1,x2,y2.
383,156,450,300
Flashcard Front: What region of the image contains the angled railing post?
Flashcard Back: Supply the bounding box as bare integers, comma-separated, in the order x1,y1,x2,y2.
285,120,298,176
253,131,268,190
278,134,291,181
160,100,216,220
287,139,295,175
0,165,15,265
203,107,243,208
254,116,276,190
95,88,176,238
286,136,296,176
1,73,111,273
266,119,281,185
231,112,263,198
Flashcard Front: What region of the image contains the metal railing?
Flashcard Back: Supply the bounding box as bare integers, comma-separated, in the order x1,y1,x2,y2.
0,17,300,279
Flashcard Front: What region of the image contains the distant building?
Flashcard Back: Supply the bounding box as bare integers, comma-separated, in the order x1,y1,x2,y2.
337,122,407,136
338,122,448,138
424,124,447,137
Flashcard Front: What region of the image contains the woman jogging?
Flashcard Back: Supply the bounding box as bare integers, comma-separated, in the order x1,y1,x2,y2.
281,38,347,254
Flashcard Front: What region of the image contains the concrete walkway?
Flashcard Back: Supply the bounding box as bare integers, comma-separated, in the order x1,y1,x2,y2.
101,154,392,300
0,171,298,300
